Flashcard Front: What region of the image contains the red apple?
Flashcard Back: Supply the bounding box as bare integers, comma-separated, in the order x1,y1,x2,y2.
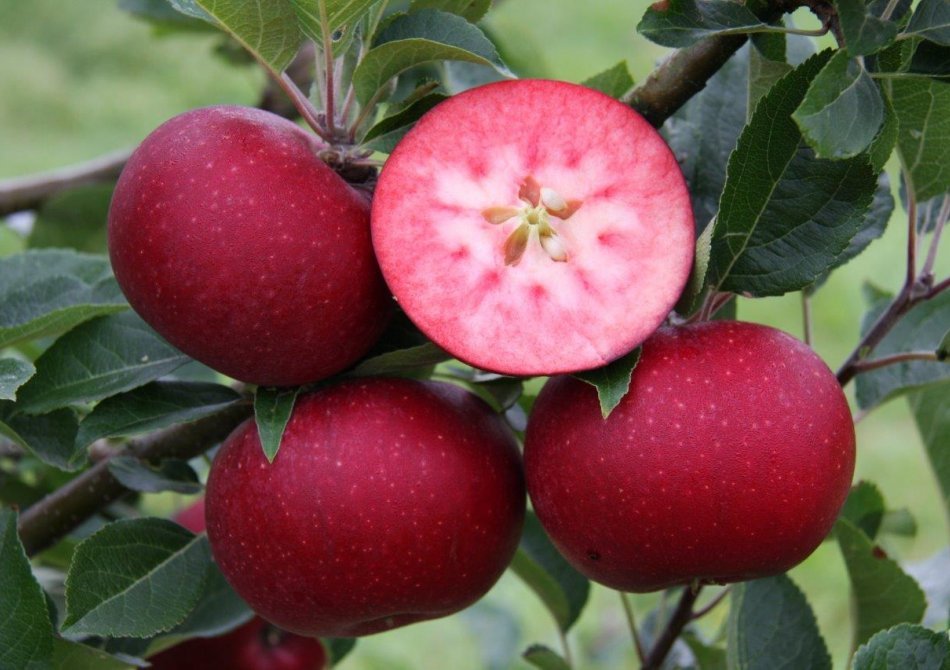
524,320,856,592
108,106,391,386
205,378,526,637
371,79,694,376
148,500,327,670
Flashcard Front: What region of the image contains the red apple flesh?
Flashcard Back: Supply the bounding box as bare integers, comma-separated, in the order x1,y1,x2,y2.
108,105,391,386
524,320,856,592
205,378,526,637
371,79,694,376
148,500,327,670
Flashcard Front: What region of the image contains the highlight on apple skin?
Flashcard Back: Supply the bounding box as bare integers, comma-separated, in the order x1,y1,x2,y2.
524,320,856,592
108,105,392,387
205,377,527,637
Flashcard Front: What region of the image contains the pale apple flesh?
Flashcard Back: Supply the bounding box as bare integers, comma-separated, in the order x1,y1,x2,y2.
108,106,391,387
524,321,856,592
205,378,526,637
372,79,694,376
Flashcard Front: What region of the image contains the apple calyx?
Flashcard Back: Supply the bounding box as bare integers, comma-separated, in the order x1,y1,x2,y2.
482,175,582,266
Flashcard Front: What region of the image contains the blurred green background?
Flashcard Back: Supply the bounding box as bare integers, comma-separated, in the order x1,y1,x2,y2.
1,1,946,668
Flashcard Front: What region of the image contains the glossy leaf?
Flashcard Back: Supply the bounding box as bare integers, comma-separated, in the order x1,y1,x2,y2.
290,0,379,51
709,52,878,296
254,386,299,463
891,78,950,201
835,518,926,648
62,519,211,638
0,250,127,349
50,639,138,670
905,0,950,46
841,480,886,539
346,341,450,377
107,457,202,495
0,358,35,401
352,9,509,104
409,0,491,23
0,508,54,670
638,0,767,48
522,644,571,670
509,511,590,633
581,61,635,99
0,403,84,471
573,347,642,418
726,574,831,670
853,623,950,669
836,0,899,56
793,50,885,159
76,381,242,448
28,184,112,254
162,562,254,640
361,93,448,152
16,312,190,415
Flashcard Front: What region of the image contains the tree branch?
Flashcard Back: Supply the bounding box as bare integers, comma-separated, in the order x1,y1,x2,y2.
17,403,251,556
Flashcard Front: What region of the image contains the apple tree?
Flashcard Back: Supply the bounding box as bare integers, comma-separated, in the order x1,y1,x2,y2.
0,0,948,669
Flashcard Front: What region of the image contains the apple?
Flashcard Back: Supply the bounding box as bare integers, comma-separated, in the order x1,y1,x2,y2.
524,320,856,592
371,78,694,376
149,499,328,670
108,106,391,386
205,377,526,637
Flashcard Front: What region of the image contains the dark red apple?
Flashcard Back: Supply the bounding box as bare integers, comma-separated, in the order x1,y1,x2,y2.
524,320,856,592
108,105,391,386
372,79,694,376
148,500,327,670
205,378,526,637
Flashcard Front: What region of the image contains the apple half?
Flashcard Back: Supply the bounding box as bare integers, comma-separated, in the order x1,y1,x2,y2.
372,79,695,375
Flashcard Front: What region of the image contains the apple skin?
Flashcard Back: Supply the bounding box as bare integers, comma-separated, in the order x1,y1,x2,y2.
205,377,526,637
524,320,855,592
108,105,391,386
148,500,327,670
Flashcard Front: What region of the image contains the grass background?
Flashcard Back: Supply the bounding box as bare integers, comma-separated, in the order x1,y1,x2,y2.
1,1,947,668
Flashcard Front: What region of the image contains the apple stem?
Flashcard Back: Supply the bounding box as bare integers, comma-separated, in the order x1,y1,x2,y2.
642,584,702,670
619,592,647,664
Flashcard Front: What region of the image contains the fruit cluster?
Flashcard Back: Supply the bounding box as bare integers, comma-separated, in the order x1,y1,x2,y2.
108,79,855,647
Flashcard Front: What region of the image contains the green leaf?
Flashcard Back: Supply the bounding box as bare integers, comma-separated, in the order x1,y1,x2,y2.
683,630,728,670
353,9,510,105
0,358,35,401
119,0,218,32
107,457,202,495
346,341,450,377
853,623,950,669
891,79,950,201
28,185,112,254
855,289,950,409
880,508,918,537
822,172,895,278
361,93,448,152
0,250,127,349
581,61,635,99
573,347,642,419
709,51,879,296
290,0,379,52
50,639,138,670
905,548,950,627
869,96,899,171
254,386,299,463
835,518,927,648
841,480,886,539
637,0,768,48
16,312,190,415
749,35,793,113
324,638,358,665
908,382,950,522
0,404,84,471
522,644,571,670
62,518,211,638
726,574,831,670
676,216,717,315
905,0,950,46
409,0,491,23
509,511,590,633
836,0,899,56
664,44,749,235
939,329,950,360
908,39,950,79
162,562,253,639
176,0,303,72
0,509,54,670
794,51,885,159
76,381,242,448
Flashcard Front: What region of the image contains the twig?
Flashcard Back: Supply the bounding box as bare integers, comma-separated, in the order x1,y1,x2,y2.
17,403,251,556
642,584,702,670
619,592,647,664
0,149,131,217
690,586,731,621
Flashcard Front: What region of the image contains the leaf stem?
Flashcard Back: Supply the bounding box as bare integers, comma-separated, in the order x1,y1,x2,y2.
558,628,575,669
348,87,387,142
850,351,942,373
921,195,949,280
642,584,702,670
619,592,647,664
318,0,338,138
278,71,332,142
690,586,732,621
880,0,902,21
